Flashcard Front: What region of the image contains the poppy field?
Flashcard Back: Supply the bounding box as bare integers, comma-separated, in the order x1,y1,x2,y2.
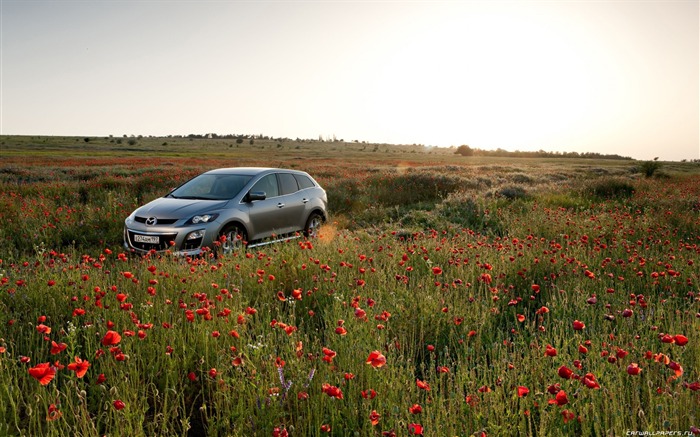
0,136,699,436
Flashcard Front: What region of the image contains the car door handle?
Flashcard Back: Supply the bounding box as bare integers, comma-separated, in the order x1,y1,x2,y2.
277,203,285,208
302,198,309,203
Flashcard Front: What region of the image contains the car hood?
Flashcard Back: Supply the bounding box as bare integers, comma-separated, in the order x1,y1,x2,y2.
134,197,228,219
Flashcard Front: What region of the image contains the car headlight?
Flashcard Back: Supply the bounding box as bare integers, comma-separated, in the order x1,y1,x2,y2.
188,214,219,224
186,230,206,240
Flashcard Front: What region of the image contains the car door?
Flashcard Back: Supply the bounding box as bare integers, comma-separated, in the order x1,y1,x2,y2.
245,173,284,239
276,172,308,234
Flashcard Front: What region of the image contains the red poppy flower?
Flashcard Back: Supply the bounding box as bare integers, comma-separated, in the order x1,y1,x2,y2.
46,403,62,421
28,362,56,385
626,363,642,376
561,409,576,423
409,404,422,414
335,327,347,335
408,423,424,435
366,350,387,368
548,389,569,406
50,341,67,355
101,330,122,346
361,389,377,399
113,400,125,410
517,386,530,397
673,334,689,346
572,320,585,331
558,365,574,379
67,356,90,378
545,344,557,357
321,383,343,399
416,379,430,391
582,373,600,389
369,410,381,426
96,373,106,385
432,267,443,275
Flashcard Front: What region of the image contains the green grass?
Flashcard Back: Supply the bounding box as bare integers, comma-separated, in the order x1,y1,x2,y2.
0,136,698,436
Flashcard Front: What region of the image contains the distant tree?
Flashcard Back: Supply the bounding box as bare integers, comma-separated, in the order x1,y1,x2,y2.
455,145,474,157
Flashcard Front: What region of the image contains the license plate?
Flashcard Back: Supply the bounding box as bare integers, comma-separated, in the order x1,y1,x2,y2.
134,234,159,244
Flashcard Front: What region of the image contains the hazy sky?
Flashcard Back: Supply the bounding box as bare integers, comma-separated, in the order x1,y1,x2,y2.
1,0,698,160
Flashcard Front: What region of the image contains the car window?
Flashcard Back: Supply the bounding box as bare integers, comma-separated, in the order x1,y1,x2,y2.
278,173,299,195
294,174,315,190
250,174,279,198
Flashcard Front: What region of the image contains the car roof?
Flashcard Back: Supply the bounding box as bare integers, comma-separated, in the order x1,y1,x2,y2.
204,167,307,176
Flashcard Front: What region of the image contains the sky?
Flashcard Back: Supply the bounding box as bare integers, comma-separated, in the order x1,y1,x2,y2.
1,0,698,161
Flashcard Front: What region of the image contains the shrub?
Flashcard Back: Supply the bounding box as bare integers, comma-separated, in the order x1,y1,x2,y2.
496,185,529,200
585,177,635,199
639,161,662,177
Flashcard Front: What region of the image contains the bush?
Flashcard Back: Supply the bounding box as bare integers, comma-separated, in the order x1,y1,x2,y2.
639,161,662,177
585,177,635,199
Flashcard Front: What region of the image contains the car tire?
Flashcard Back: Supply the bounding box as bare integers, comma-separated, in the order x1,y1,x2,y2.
303,212,324,238
218,224,247,255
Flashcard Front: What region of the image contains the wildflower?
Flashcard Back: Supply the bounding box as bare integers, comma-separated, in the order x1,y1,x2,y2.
558,365,575,379
369,410,381,425
408,423,424,435
46,403,62,421
50,341,67,355
545,344,557,357
409,404,422,414
561,409,576,423
321,383,343,399
572,320,585,331
113,400,125,410
627,363,642,376
582,373,600,389
101,330,121,346
517,386,530,397
432,267,443,275
548,390,569,406
366,350,387,368
322,347,336,363
416,379,430,391
67,356,90,378
673,334,689,346
361,389,377,399
28,363,56,385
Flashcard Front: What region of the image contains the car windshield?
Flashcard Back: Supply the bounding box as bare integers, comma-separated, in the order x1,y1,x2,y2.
168,174,253,200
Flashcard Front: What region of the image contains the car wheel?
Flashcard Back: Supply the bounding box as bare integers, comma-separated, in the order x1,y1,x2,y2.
303,212,324,238
218,225,246,255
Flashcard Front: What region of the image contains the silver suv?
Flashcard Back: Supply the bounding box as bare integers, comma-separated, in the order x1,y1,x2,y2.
124,167,327,255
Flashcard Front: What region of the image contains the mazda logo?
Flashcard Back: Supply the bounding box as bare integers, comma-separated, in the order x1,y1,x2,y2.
145,217,158,226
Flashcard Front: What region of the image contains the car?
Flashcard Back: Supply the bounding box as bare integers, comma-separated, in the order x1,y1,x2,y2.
123,167,327,255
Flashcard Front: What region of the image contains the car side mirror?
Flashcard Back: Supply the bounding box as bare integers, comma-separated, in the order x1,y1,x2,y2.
246,191,266,202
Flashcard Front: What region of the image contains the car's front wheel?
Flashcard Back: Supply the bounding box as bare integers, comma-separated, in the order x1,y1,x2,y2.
217,224,247,255
303,212,324,238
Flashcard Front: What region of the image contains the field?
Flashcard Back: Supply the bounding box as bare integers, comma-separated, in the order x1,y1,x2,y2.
1,135,699,436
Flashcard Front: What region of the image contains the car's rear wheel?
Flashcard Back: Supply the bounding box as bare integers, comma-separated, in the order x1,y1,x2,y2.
303,212,324,238
218,224,247,255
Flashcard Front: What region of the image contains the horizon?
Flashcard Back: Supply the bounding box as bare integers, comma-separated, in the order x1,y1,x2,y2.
1,1,698,161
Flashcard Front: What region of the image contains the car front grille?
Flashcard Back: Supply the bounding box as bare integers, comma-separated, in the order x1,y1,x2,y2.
127,231,177,252
134,216,178,225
